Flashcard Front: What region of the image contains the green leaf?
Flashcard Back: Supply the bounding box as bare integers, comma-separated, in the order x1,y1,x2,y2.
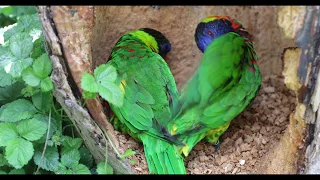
72,164,91,174
79,146,93,168
98,82,124,107
124,149,136,157
129,159,136,165
96,162,113,174
9,32,33,59
0,122,18,146
5,137,34,169
32,53,52,79
33,146,59,172
17,118,47,141
0,170,6,174
32,91,52,112
55,163,67,174
33,113,57,140
22,67,41,86
3,23,23,42
1,6,37,17
81,73,98,93
0,103,8,117
40,77,53,92
0,99,37,122
94,64,117,83
8,168,25,174
0,46,33,78
61,149,80,168
82,91,96,99
0,82,24,105
21,85,40,97
0,68,14,87
61,136,82,154
7,57,33,78
18,14,41,34
0,153,9,167
4,13,41,41
31,37,45,59
0,46,15,68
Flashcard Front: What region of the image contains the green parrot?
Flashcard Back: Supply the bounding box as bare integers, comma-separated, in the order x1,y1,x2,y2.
167,16,262,157
104,28,186,174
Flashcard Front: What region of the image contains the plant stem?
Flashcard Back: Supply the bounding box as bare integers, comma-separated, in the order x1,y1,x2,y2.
35,109,52,174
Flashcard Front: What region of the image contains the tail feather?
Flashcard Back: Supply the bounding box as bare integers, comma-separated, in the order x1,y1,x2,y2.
140,134,186,174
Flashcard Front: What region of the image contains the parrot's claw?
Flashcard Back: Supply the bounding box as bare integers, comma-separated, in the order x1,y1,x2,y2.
212,139,220,152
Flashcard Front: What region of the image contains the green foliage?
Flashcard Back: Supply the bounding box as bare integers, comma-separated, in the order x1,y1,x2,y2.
81,64,124,107
96,162,113,174
0,6,113,175
33,146,59,172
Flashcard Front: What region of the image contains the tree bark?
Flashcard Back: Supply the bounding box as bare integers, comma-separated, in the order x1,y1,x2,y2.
279,6,320,174
37,6,134,174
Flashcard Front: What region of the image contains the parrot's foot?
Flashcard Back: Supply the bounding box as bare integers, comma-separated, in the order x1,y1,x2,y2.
212,139,220,152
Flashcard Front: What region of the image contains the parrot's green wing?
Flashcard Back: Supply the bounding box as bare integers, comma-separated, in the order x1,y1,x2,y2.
168,32,261,154
106,32,185,174
108,41,180,143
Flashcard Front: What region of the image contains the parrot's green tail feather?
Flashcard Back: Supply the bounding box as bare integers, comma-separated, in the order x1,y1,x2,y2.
140,134,186,174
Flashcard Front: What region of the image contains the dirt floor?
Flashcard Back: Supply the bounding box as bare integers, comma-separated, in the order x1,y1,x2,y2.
115,74,297,174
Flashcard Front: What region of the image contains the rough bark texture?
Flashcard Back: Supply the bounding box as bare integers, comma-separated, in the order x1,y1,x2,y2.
37,6,134,174
303,6,320,174
277,6,320,174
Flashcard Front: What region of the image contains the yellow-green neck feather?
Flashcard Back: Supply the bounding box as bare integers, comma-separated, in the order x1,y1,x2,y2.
129,30,159,53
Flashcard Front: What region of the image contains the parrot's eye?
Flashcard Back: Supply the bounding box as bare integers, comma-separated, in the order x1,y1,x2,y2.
207,31,213,37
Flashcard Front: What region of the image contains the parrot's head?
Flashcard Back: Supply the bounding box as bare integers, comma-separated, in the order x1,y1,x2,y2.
139,28,172,58
195,16,249,53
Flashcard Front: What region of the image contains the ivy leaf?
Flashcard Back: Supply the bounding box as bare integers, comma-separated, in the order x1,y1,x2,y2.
79,146,93,168
94,64,117,84
40,77,53,92
61,149,80,168
81,73,98,93
17,118,47,141
0,82,24,106
32,91,52,112
98,82,124,107
22,67,41,87
61,136,82,154
32,53,52,79
9,32,33,59
82,91,96,99
5,137,34,169
0,99,37,122
0,122,18,146
8,168,25,174
96,162,113,174
33,146,59,172
0,68,14,87
72,164,91,174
